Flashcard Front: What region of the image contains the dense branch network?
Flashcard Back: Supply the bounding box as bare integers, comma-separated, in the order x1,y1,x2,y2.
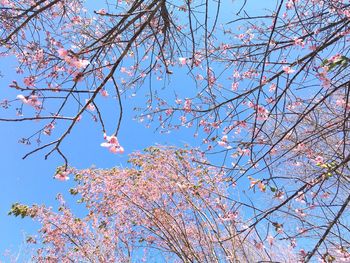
1,0,350,262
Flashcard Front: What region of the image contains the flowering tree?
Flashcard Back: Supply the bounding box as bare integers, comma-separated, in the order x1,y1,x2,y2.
1,0,350,261
9,147,295,262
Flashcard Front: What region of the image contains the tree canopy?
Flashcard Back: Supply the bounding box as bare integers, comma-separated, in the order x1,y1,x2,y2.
1,0,350,262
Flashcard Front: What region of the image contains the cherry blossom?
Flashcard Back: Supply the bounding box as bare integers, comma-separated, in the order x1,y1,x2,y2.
54,169,70,181
178,57,187,65
1,0,350,261
57,48,68,58
85,99,95,111
101,134,124,154
8,147,295,262
16,94,41,109
100,89,109,97
283,66,295,74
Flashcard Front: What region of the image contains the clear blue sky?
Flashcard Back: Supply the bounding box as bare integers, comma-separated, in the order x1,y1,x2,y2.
0,0,272,259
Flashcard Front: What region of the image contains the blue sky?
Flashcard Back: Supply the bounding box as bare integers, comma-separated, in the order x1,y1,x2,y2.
0,0,273,260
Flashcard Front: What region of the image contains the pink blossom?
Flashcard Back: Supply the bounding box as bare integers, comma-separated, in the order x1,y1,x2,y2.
57,48,68,58
24,76,36,87
295,208,306,217
295,191,306,203
255,241,264,250
0,0,10,5
247,101,254,108
269,83,277,92
335,97,350,109
64,55,74,65
101,134,124,154
274,191,285,200
238,147,250,156
256,105,269,120
57,48,89,69
97,9,106,14
328,54,342,63
270,148,277,155
74,59,90,69
193,57,201,66
313,155,324,165
208,74,216,87
286,1,293,9
231,82,239,91
266,97,274,104
28,95,41,107
217,135,228,147
309,45,317,51
220,211,238,222
184,99,192,112
108,145,125,154
179,57,187,65
54,171,69,181
267,235,274,246
43,123,55,136
317,70,331,88
321,192,330,199
299,249,307,257
236,121,247,128
175,98,182,105
295,143,305,152
283,66,295,74
100,90,109,97
233,70,240,78
85,99,95,111
294,38,305,47
17,94,42,108
165,108,174,116
196,74,204,80
199,119,206,126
